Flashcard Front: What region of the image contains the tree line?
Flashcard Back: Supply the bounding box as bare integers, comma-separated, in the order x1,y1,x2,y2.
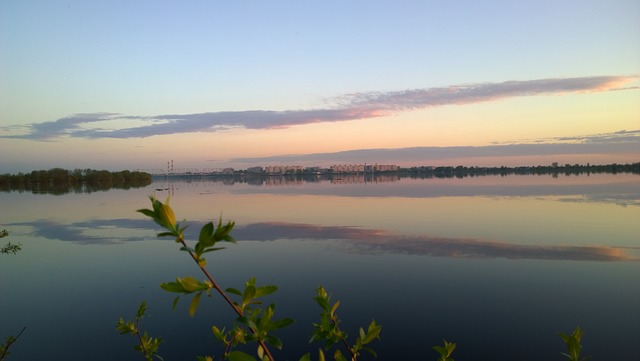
402,162,640,177
0,168,153,194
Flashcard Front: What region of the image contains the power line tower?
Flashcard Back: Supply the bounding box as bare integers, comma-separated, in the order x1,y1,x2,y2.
166,160,174,176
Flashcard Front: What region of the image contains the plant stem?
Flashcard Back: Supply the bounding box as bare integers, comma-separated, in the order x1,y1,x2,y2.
178,238,275,361
135,318,150,361
330,317,356,360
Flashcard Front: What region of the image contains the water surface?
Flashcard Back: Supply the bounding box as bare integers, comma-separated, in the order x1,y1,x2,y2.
1,174,638,360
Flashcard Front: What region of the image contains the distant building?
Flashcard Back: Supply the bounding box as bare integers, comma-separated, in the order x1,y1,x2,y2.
264,165,304,174
246,166,264,174
331,164,398,173
330,164,365,173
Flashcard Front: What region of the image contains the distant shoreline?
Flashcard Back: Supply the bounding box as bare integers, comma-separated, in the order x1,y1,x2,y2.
150,162,640,178
0,168,153,194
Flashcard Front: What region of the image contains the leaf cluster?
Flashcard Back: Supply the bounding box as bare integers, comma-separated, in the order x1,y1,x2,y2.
137,196,185,239
0,327,26,361
115,302,163,361
160,277,213,317
433,340,456,361
307,287,381,361
137,196,237,268
210,278,294,360
1,229,22,255
560,327,589,361
188,217,236,267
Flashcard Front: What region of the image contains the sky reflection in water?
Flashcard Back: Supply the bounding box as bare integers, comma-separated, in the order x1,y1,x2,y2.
1,174,639,360
8,218,639,262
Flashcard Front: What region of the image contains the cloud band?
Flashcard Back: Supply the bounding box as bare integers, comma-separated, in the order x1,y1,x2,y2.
1,75,636,140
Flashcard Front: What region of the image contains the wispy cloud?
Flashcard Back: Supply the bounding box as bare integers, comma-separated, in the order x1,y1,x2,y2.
331,75,635,110
229,129,640,165
2,75,635,140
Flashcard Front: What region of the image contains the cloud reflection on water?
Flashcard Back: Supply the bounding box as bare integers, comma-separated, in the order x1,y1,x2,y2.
235,222,637,262
10,219,637,262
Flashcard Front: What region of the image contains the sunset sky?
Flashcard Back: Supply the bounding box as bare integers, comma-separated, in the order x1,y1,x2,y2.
1,1,639,173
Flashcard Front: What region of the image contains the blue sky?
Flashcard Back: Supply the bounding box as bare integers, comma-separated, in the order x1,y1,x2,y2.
1,0,638,172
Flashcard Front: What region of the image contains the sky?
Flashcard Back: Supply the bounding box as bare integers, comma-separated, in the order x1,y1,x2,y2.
1,0,639,173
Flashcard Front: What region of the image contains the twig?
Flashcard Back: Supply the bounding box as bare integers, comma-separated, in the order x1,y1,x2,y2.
330,318,356,360
135,319,149,360
178,238,275,361
0,326,26,361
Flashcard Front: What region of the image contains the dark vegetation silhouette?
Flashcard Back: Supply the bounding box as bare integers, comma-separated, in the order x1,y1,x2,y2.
0,168,152,194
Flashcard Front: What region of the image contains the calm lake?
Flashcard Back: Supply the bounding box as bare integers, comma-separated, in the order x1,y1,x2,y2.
1,173,639,360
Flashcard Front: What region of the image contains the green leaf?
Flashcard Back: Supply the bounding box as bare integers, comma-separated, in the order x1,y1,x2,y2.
158,198,176,227
160,277,211,294
198,222,213,240
361,320,382,344
333,349,348,361
172,296,180,310
360,346,378,357
137,208,156,220
242,284,257,307
136,301,148,319
313,287,330,311
211,220,237,245
226,287,242,296
157,231,177,238
265,334,283,349
271,318,295,330
255,285,278,298
227,350,256,361
160,281,187,293
115,318,136,335
330,300,340,316
180,276,210,292
189,292,202,317
433,339,456,361
202,247,226,254
199,222,214,246
257,345,265,360
222,235,237,243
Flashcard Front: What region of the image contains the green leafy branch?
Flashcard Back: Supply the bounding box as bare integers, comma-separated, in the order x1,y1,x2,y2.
116,302,163,361
1,229,22,255
137,196,285,361
306,287,381,361
433,340,456,361
560,327,589,361
0,327,26,361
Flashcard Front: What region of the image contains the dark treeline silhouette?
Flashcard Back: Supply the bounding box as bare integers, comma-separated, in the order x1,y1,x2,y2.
403,162,640,178
0,168,153,195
